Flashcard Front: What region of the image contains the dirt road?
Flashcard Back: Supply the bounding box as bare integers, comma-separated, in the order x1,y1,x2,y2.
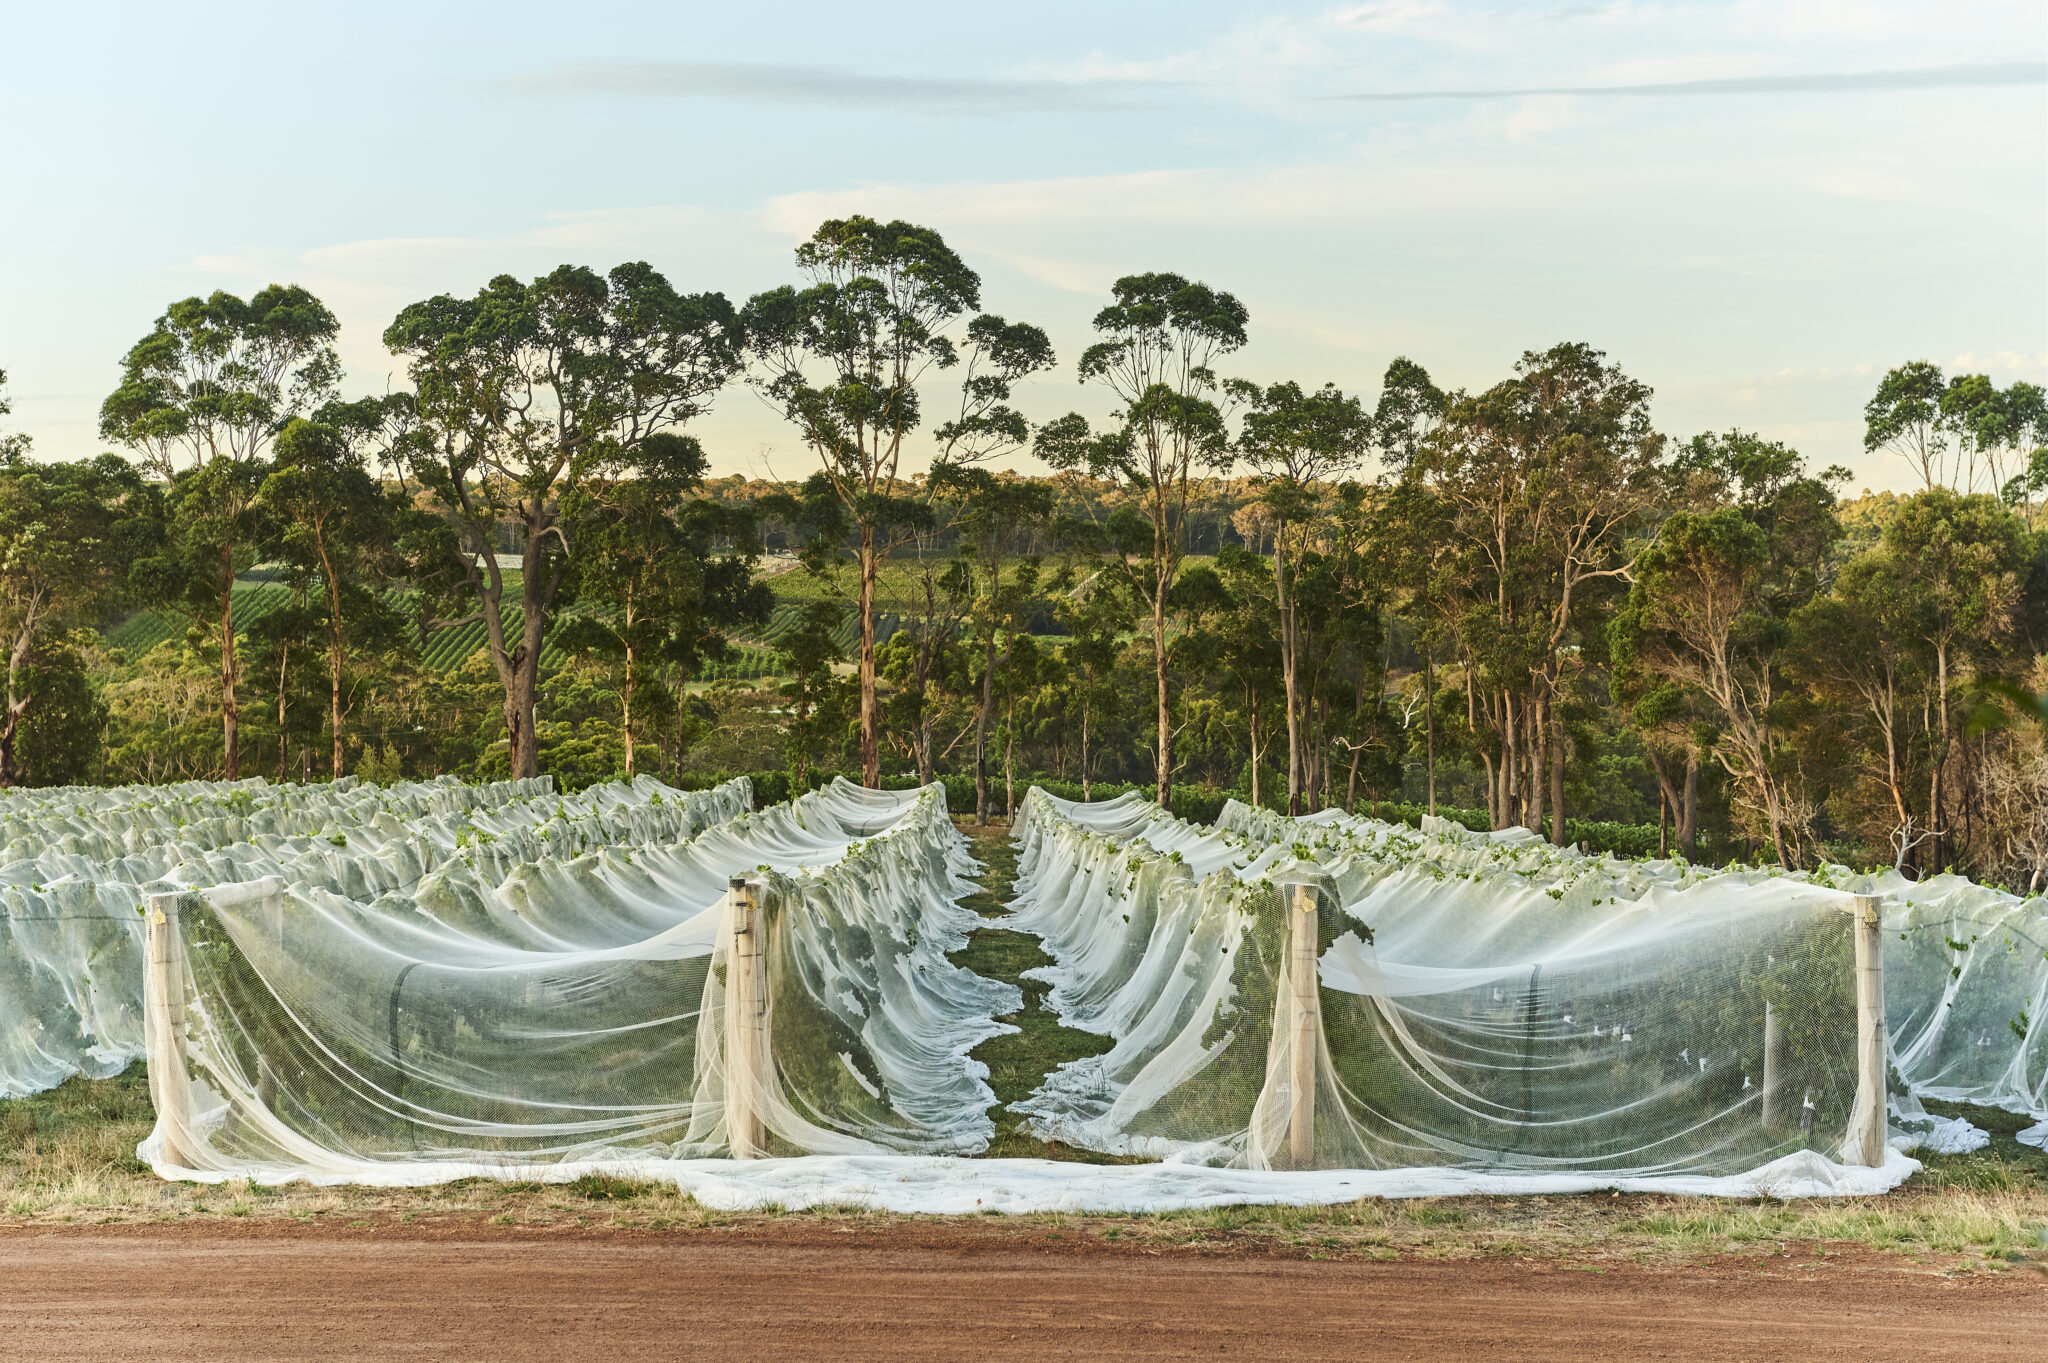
2,1223,2040,1362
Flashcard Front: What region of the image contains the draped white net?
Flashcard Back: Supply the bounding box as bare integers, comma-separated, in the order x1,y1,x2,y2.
0,774,749,1098
11,770,2045,1205
138,779,1017,1180
1217,799,2048,1146
1005,789,2022,1183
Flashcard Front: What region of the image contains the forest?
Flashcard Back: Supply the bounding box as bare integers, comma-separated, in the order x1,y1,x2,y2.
1,215,2045,889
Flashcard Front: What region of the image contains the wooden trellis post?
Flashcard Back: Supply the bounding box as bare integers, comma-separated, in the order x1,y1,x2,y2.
1761,1001,1785,1128
144,876,287,1165
1846,893,1889,1168
1287,881,1319,1169
143,891,199,1169
724,875,770,1159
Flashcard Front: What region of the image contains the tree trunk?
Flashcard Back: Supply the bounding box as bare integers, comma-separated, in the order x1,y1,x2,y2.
1079,695,1092,802
504,660,538,780
502,529,558,782
1527,691,1546,836
0,618,34,786
851,528,881,788
622,642,636,779
1500,690,1518,829
1274,522,1302,816
1549,711,1567,847
975,627,995,823
1153,571,1172,807
1004,697,1016,819
1681,748,1699,858
1931,639,1951,868
1424,649,1436,816
277,644,289,783
0,697,29,787
220,555,240,780
321,539,347,779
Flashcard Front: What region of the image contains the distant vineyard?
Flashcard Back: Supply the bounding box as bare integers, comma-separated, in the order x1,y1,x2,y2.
102,581,300,654
101,581,573,675
104,578,792,681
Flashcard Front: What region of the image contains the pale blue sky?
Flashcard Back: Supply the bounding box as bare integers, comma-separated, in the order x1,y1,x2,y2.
3,1,2043,489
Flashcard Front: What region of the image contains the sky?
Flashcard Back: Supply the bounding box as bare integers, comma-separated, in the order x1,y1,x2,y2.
1,1,2043,490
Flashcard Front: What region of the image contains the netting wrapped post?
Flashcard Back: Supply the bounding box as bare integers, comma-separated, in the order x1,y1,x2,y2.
1286,881,1318,1168
1761,1002,1785,1128
142,891,199,1169
724,875,770,1159
1847,893,1889,1167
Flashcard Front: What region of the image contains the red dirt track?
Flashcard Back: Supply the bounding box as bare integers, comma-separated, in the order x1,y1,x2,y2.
3,1225,2042,1362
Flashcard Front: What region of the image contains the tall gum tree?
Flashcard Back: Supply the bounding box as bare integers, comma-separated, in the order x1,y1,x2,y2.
262,404,414,779
558,438,771,779
1229,379,1372,814
1417,343,1665,842
99,286,340,778
386,262,742,779
0,452,155,785
743,216,1052,787
1612,432,1842,865
1037,272,1248,806
936,466,1054,822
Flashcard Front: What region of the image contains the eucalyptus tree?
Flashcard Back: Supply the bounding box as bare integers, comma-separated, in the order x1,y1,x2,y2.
99,285,340,777
1863,361,1948,492
1417,343,1664,841
1049,567,1131,801
559,442,770,779
1878,490,2032,867
876,541,972,787
1789,555,1931,865
1944,376,2048,511
0,454,156,785
1369,359,1452,811
742,216,1053,787
1230,380,1373,813
937,466,1055,821
262,415,416,778
776,598,851,791
1037,272,1249,804
1611,433,1840,866
385,262,743,779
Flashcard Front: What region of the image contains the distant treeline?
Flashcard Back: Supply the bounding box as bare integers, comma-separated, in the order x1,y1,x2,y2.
0,214,2044,888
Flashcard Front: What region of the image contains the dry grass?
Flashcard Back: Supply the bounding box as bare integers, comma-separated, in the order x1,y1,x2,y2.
2,1068,2046,1271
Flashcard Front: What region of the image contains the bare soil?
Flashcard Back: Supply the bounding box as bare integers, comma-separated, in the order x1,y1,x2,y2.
2,1219,2042,1362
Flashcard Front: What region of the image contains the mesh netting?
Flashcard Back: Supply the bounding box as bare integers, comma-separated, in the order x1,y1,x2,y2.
1010,790,1892,1176
141,780,1017,1179
1220,799,2048,1139
1,774,751,1098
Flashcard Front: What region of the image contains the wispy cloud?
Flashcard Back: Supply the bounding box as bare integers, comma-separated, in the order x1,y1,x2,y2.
1321,60,2045,103
504,61,1168,114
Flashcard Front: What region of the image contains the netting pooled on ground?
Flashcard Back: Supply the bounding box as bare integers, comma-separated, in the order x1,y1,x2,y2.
1010,788,1894,1184
141,780,1019,1181
0,774,753,1098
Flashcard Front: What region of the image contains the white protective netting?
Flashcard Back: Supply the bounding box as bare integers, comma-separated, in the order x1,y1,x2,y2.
21,767,2042,1207
139,779,1018,1181
1007,789,1919,1192
1224,800,2048,1146
0,774,750,1098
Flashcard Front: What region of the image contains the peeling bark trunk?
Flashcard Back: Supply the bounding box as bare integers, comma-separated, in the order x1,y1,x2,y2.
220,551,240,780
858,527,880,789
